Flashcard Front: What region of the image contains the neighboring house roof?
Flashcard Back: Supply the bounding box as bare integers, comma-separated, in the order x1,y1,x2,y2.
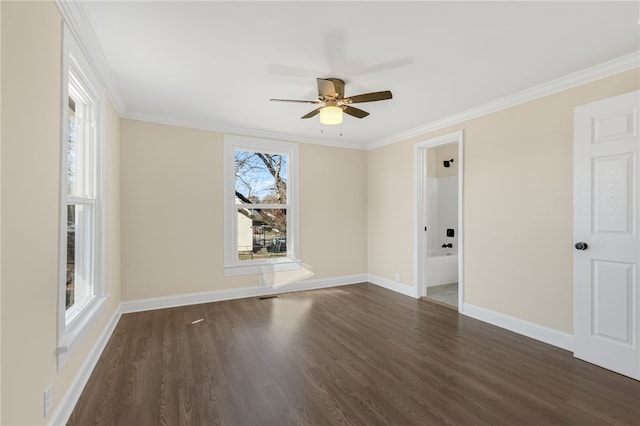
235,191,276,226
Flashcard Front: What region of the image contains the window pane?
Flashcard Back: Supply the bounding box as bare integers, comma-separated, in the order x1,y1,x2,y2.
67,96,77,196
66,204,93,311
237,208,287,261
234,150,287,204
66,205,76,309
67,85,95,198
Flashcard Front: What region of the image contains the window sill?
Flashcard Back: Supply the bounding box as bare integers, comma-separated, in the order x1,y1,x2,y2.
224,258,302,276
57,294,108,370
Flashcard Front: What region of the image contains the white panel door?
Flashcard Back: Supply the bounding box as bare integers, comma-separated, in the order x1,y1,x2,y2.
574,90,639,380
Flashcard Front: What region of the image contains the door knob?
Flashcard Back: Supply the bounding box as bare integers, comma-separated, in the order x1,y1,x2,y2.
575,242,588,250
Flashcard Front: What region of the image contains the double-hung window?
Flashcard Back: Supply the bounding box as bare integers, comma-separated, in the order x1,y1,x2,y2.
57,26,105,368
224,135,300,276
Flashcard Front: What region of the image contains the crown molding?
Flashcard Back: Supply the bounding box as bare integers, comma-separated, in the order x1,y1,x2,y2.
123,110,368,150
55,0,126,116
52,1,638,152
367,51,640,150
53,0,364,150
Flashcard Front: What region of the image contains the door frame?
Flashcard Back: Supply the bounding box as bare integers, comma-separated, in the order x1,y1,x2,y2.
414,130,464,310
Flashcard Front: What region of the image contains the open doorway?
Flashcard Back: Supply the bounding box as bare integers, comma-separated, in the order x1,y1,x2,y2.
414,131,464,310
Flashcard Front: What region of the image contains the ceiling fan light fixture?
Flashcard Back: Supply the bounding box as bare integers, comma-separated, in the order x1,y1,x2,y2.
319,105,343,125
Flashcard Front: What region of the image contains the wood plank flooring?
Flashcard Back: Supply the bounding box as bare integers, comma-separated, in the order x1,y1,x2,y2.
68,283,640,425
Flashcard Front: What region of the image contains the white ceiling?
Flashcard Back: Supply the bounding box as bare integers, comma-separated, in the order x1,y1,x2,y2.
79,1,639,149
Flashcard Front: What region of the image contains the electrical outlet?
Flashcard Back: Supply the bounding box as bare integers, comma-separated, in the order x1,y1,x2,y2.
44,383,53,417
395,272,400,282
258,276,265,286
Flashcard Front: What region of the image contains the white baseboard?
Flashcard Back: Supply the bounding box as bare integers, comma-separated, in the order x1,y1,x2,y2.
462,303,574,351
48,305,123,426
121,274,368,313
367,274,419,298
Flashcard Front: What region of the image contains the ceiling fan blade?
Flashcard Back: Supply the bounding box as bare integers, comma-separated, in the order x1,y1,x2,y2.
301,107,322,119
342,106,369,119
345,90,393,104
270,98,321,104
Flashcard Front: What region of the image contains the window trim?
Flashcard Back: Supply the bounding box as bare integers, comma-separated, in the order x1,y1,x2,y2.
56,25,107,370
223,135,300,276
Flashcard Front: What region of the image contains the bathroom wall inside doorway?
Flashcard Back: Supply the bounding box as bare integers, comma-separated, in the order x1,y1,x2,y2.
426,143,459,258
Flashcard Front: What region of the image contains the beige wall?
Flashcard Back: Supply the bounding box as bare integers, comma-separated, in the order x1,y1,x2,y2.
367,142,414,287
0,2,121,424
120,119,367,300
367,68,640,333
299,143,367,278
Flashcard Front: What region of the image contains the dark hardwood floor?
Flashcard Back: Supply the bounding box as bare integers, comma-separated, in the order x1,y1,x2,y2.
68,283,640,425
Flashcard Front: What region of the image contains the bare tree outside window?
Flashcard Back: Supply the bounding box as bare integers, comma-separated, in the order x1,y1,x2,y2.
234,150,288,260
234,151,287,203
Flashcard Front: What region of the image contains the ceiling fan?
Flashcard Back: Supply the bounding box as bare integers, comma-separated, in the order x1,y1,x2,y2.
270,78,392,125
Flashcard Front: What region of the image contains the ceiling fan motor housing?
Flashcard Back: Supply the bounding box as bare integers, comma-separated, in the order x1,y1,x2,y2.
320,78,345,101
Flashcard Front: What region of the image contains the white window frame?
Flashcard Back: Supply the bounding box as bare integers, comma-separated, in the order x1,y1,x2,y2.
56,25,106,369
223,135,300,276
